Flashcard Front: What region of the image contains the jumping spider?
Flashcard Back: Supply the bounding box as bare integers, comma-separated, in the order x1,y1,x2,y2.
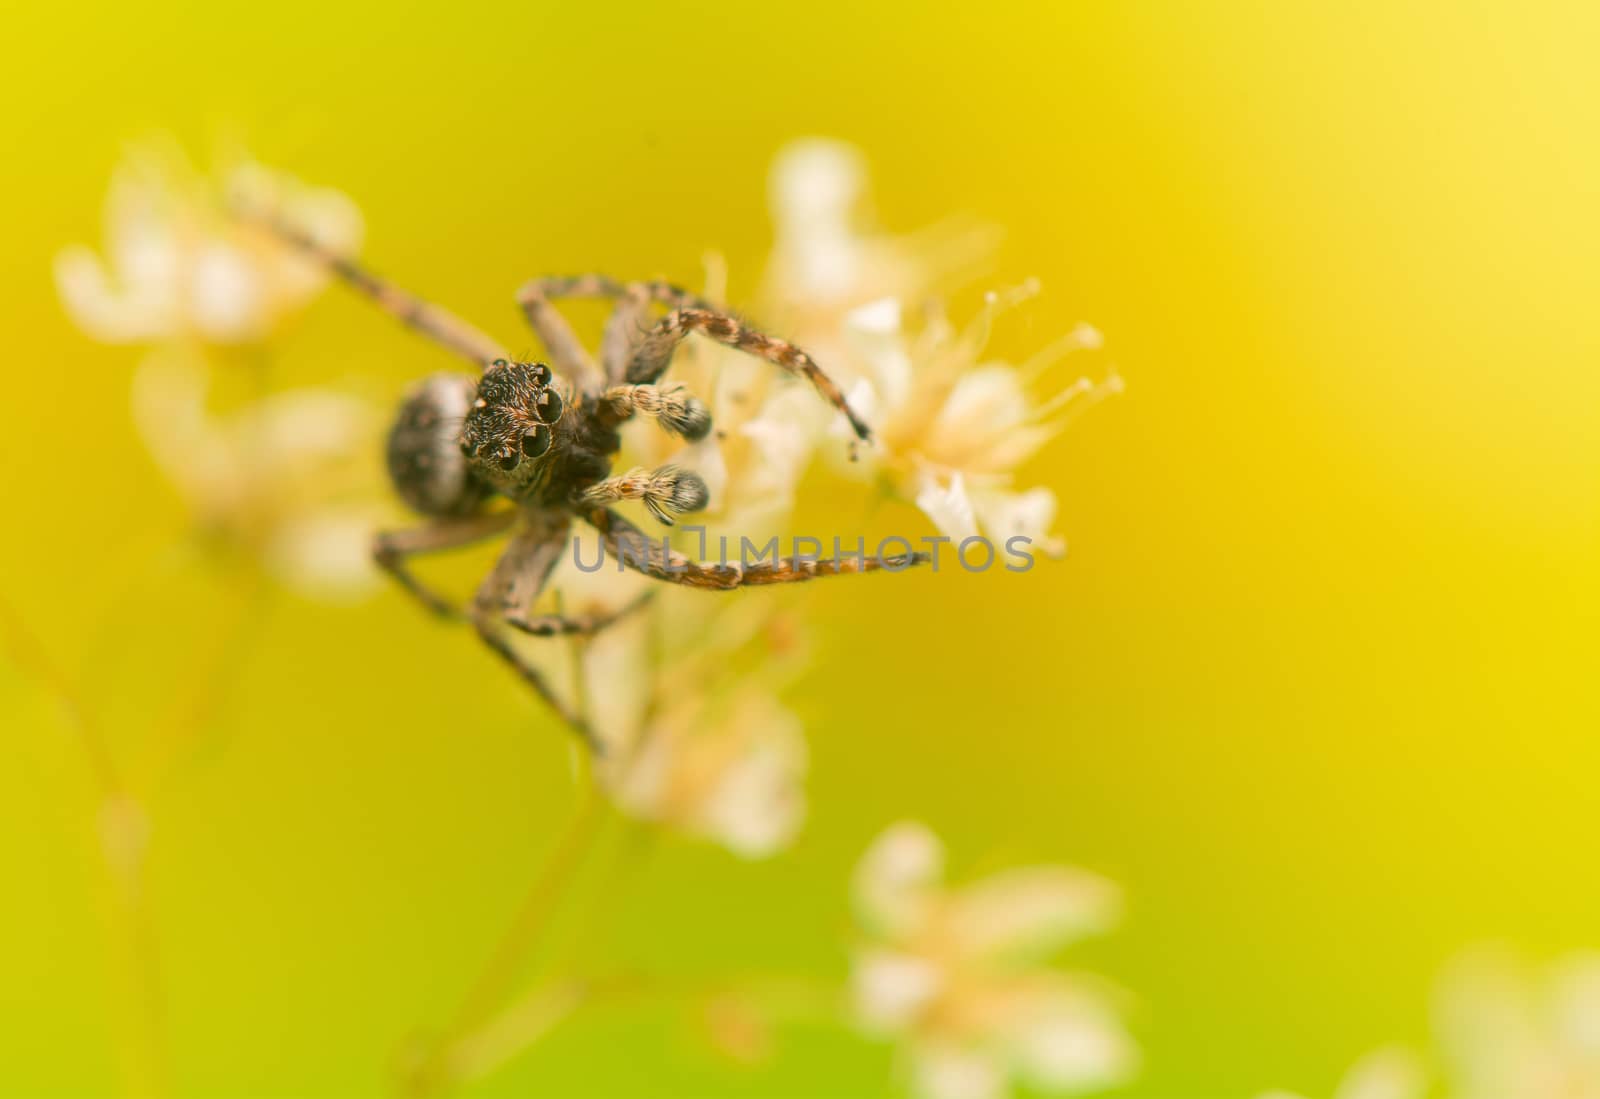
257,215,929,749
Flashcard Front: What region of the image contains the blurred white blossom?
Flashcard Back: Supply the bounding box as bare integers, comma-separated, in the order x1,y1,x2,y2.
544,535,810,857
763,138,998,366
1432,948,1600,1099
601,678,807,858
55,142,361,345
851,822,1134,1099
132,351,381,599
1258,1048,1425,1099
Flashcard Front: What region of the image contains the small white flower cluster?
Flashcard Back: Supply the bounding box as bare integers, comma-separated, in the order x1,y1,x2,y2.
56,143,380,599
544,140,1119,864
851,822,1135,1099
760,139,1120,557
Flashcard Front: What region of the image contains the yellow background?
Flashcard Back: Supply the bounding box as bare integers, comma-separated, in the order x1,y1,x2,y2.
4,2,1598,1096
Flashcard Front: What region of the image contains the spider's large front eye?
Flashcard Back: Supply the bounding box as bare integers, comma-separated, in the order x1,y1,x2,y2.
521,425,552,459
534,388,563,425
497,451,520,472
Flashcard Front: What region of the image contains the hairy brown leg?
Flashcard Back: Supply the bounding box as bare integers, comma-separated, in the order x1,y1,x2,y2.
239,208,507,366
583,508,929,591
626,308,873,441
503,590,653,637
515,275,722,385
470,514,606,750
373,510,518,618
599,284,651,383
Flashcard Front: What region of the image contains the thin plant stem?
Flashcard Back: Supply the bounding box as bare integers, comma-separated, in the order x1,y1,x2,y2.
0,596,167,1099
406,777,607,1097
136,559,273,790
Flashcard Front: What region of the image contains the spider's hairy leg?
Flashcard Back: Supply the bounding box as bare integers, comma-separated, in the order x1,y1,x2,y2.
584,508,931,590
597,384,712,441
504,590,654,637
373,510,518,618
599,284,651,383
516,275,723,384
626,308,874,442
471,515,599,751
239,209,506,367
580,467,710,525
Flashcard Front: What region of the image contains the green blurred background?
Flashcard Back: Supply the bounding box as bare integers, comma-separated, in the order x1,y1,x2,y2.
4,2,1599,1096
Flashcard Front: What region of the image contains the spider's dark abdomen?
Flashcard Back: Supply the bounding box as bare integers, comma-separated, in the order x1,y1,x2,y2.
386,373,492,516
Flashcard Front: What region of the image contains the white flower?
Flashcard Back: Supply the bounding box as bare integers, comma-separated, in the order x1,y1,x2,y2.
763,139,998,367
1433,948,1600,1099
131,350,381,599
544,522,810,857
851,822,1134,1099
599,681,807,859
55,142,361,345
836,297,1114,553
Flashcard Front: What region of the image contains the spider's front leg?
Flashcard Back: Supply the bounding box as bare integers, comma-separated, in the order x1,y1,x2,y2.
626,308,874,442
515,275,722,385
243,208,507,367
583,508,930,591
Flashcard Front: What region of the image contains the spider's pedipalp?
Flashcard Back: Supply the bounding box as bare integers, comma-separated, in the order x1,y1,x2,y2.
599,384,712,441
580,466,709,525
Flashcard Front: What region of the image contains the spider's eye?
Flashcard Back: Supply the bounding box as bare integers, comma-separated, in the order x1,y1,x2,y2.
521,425,552,459
534,388,563,425
530,363,552,385
498,451,520,472
459,439,472,456
491,358,507,368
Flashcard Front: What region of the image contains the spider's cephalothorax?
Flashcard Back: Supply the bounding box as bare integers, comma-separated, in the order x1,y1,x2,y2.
262,215,932,750
458,359,573,495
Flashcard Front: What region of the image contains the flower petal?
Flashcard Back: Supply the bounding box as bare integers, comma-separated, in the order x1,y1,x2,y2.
910,1042,1009,1099
854,821,946,938
1010,989,1137,1095
698,695,807,858
844,297,914,408
267,510,380,601
852,948,943,1033
54,245,171,343
915,472,980,544
971,487,1066,559
945,867,1120,963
